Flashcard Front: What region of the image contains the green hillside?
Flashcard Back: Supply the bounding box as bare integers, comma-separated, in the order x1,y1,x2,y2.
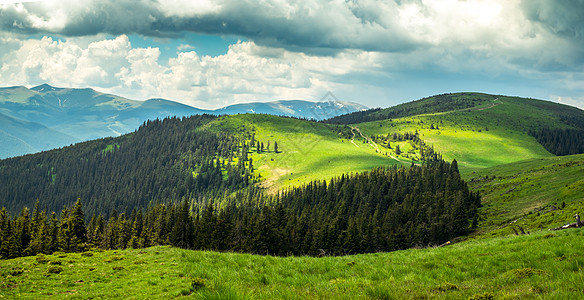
2,228,583,299
199,95,584,237
205,114,408,192
202,93,584,191
2,92,584,299
466,154,584,236
354,95,584,172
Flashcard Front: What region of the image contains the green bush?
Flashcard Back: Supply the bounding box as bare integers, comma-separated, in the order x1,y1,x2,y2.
468,292,494,300
191,277,205,290
35,254,50,264
9,268,24,276
436,282,459,292
507,268,544,279
47,266,64,274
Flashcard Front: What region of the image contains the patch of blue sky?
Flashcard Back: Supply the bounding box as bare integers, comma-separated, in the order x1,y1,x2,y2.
128,33,245,64
25,34,66,43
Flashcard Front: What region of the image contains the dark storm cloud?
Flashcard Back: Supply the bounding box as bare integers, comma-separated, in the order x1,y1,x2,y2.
521,0,584,42
0,0,418,53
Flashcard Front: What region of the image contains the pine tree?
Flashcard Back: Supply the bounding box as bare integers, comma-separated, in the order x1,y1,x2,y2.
69,198,87,251
48,212,60,253
128,210,144,248
27,211,49,255
11,207,31,257
170,199,193,249
0,208,11,258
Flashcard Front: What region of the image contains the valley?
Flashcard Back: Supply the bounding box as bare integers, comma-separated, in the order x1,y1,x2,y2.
1,92,584,299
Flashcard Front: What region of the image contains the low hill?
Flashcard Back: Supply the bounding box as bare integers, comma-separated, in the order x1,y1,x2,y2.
1,228,583,299
327,92,584,127
204,114,406,192
352,94,584,171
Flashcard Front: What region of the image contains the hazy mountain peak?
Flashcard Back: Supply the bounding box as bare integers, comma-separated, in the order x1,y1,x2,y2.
31,83,63,92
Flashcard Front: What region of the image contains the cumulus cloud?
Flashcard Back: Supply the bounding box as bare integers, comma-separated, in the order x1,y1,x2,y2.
0,0,416,53
0,35,361,108
1,35,131,87
0,1,583,108
1,1,582,67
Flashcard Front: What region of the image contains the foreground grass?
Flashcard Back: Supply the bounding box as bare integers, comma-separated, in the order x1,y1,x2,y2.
2,229,584,299
0,247,190,299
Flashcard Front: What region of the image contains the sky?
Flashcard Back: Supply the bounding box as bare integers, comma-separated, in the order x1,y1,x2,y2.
0,0,583,110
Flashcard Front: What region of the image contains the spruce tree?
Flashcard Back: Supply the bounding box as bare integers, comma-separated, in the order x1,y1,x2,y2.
69,198,87,251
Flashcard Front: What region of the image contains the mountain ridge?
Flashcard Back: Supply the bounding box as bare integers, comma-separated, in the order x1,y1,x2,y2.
0,84,366,158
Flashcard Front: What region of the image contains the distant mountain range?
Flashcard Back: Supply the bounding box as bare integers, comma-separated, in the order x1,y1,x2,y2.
0,84,367,159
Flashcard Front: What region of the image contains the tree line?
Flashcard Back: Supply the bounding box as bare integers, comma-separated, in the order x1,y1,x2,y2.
529,128,584,156
1,159,480,258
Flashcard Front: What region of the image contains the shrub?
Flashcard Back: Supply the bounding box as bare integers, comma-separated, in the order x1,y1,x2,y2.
468,292,494,300
105,255,123,263
53,251,67,258
436,282,459,292
507,268,544,279
81,252,94,257
47,266,64,274
9,268,24,276
35,254,50,264
191,277,205,290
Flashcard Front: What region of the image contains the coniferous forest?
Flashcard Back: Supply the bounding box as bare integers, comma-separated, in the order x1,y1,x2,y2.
0,115,259,217
529,128,584,156
0,159,479,258
0,113,482,259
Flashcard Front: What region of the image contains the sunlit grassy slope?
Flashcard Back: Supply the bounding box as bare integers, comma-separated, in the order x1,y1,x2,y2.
205,114,409,192
204,94,583,194
355,96,575,172
2,229,584,299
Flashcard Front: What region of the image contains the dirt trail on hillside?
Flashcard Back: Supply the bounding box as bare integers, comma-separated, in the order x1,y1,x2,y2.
353,127,380,152
472,98,501,111
349,127,359,147
351,126,403,163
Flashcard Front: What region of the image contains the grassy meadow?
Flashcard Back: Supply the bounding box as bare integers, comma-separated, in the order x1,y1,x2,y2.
466,154,584,236
205,114,407,192
200,95,582,192
356,96,556,172
2,229,584,299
